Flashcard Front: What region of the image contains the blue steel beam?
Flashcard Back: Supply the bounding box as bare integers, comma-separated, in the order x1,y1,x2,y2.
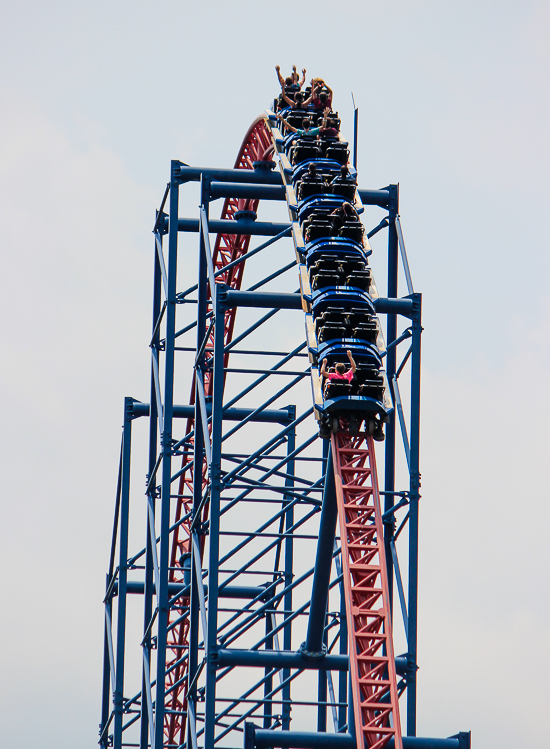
216,649,348,671
127,401,294,424
186,174,211,749
209,181,286,201
220,289,303,311
303,453,338,657
178,164,282,185
407,293,422,734
384,184,399,645
203,226,227,749
358,188,390,207
219,288,416,317
178,165,391,207
178,217,290,236
217,649,408,676
246,727,469,749
140,217,163,749
113,401,132,749
117,581,270,599
153,162,180,749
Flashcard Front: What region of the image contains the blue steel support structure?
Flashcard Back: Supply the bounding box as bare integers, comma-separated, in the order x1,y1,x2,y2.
98,117,468,749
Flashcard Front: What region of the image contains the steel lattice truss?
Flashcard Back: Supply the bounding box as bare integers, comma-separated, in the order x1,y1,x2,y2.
99,110,470,749
332,433,401,749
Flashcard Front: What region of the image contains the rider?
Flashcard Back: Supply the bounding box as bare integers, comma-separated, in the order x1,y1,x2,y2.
276,114,321,138
320,350,356,390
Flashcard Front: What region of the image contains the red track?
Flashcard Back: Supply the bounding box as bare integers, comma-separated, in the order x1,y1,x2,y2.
164,116,274,747
332,432,402,749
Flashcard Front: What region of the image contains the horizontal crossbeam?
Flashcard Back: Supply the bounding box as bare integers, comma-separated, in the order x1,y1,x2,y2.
178,217,290,236
220,289,303,310
218,289,417,317
177,165,391,207
216,648,407,676
114,582,269,600
216,648,348,671
178,165,282,185
209,182,286,201
246,727,468,749
126,401,293,424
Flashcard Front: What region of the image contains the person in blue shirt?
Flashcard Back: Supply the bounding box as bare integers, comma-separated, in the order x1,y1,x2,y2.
276,114,321,137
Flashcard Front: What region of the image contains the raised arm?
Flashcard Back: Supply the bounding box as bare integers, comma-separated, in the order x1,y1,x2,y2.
301,88,314,107
300,68,307,87
346,350,356,372
280,89,294,107
276,113,298,133
275,65,285,87
320,358,328,378
324,84,333,98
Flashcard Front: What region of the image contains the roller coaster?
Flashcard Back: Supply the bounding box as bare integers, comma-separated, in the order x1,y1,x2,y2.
99,75,471,749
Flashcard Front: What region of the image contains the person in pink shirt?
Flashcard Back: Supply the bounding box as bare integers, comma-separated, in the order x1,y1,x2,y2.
320,350,357,392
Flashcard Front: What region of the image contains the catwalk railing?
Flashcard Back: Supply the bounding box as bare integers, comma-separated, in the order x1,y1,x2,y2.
99,114,470,749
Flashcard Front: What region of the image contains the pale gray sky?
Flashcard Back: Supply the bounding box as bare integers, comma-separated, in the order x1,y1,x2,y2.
1,1,549,747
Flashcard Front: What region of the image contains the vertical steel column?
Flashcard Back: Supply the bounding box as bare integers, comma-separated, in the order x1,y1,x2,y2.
100,581,112,748
317,634,328,732
406,294,422,736
204,181,224,749
384,184,399,616
113,401,132,749
187,176,210,749
317,437,331,732
264,615,274,728
337,563,347,733
304,454,337,655
140,229,163,749
282,407,296,732
154,163,180,749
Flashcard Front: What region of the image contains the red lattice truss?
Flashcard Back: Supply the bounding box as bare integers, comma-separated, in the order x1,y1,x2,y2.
163,117,274,747
332,432,403,749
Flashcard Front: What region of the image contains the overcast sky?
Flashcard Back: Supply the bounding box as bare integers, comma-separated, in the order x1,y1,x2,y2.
1,1,549,747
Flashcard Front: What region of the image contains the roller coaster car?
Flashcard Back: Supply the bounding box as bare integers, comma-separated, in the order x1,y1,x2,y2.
312,288,376,318
318,369,390,439
350,319,379,344
310,271,342,291
315,308,379,343
285,131,318,153
305,237,371,263
291,141,322,165
309,255,364,272
304,219,364,244
304,220,332,243
325,143,350,165
308,260,372,294
321,116,342,131
298,196,348,224
330,180,357,201
320,341,381,370
317,322,348,342
285,111,309,129
296,178,330,202
312,113,341,127
292,159,347,184
339,221,364,242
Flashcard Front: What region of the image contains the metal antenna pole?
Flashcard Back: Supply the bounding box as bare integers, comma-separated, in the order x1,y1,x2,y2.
352,92,358,170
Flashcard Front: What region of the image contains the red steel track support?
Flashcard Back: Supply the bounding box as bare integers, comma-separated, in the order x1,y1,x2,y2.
332,431,403,749
163,116,274,747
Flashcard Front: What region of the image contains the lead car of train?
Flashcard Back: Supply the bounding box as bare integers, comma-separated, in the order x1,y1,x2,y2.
268,86,393,440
